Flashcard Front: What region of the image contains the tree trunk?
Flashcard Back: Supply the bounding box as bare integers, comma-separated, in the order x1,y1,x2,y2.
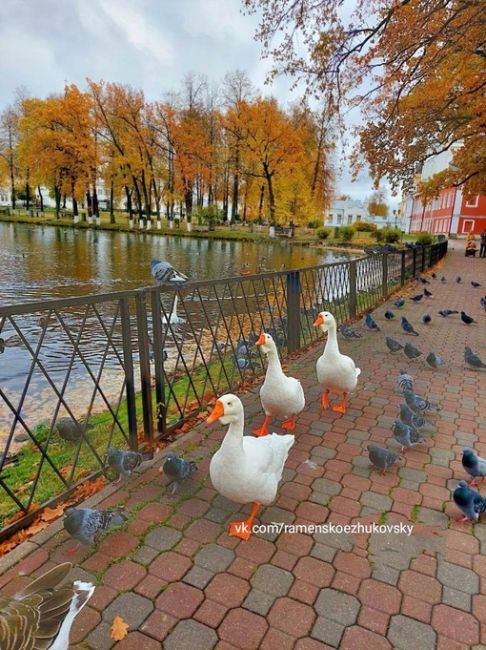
132,178,144,221
8,125,16,209
54,185,61,218
184,185,193,222
124,185,133,218
258,184,265,221
37,185,44,212
92,181,99,219
110,181,115,224
263,165,276,224
86,189,93,218
25,174,31,211
231,146,240,221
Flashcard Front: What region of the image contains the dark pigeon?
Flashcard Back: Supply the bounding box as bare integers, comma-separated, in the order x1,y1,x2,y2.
403,389,438,414
393,419,426,452
151,259,188,284
397,370,414,392
462,447,486,485
422,313,431,325
404,342,423,359
453,480,486,522
410,294,424,302
63,507,127,550
364,313,380,331
367,444,402,473
384,311,395,320
423,288,433,298
56,417,94,442
339,324,362,339
471,281,481,288
431,273,437,279
426,352,444,369
438,309,458,317
399,403,435,432
393,299,405,308
106,448,154,482
385,336,403,353
441,276,447,283
461,311,476,325
464,346,486,369
401,317,419,336
162,451,198,495
456,276,462,284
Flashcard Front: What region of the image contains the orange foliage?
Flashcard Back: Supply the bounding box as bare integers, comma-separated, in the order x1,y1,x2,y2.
110,616,129,641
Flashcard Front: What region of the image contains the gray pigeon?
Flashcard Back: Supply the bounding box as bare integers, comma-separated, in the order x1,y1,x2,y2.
462,448,486,485
426,352,444,369
339,324,362,339
464,346,486,370
162,451,198,495
386,336,403,353
63,507,127,551
367,444,402,474
453,480,486,522
397,370,414,392
393,419,426,452
0,563,94,650
404,342,423,359
151,259,188,284
106,447,154,482
399,403,435,433
56,417,94,442
403,390,438,414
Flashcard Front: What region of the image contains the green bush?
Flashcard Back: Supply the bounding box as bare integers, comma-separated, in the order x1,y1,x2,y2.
316,226,332,240
352,221,377,232
380,227,402,243
307,220,321,229
415,231,433,245
194,205,223,225
338,225,355,242
373,229,384,242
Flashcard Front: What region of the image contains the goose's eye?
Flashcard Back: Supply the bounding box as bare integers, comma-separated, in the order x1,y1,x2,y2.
227,401,232,406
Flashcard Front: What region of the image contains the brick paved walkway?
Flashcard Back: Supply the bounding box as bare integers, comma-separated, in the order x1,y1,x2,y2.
1,241,485,649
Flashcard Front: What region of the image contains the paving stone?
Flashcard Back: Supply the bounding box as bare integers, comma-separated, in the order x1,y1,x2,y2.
312,478,342,496
205,573,250,608
132,545,159,566
311,617,345,648
218,608,268,649
388,614,437,650
315,588,361,626
164,619,218,650
398,468,427,483
242,588,276,615
194,543,235,572
437,561,479,594
250,563,294,596
103,560,146,591
149,551,192,582
311,543,337,563
431,605,480,645
156,582,204,618
103,593,153,630
442,587,472,611
144,526,182,551
371,564,401,586
313,530,353,551
205,507,231,523
360,491,392,511
341,625,392,650
268,597,316,637
85,621,114,650
183,565,215,589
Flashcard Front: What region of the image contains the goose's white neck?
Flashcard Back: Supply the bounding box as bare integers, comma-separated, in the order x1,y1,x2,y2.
172,295,178,314
265,346,284,375
220,417,244,456
322,322,340,356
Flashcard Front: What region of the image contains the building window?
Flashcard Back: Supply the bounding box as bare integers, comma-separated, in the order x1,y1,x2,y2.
337,214,343,225
347,215,353,224
465,195,479,208
463,220,474,233
356,214,362,221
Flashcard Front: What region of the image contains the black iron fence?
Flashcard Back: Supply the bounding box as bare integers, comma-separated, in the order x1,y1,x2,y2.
0,240,448,538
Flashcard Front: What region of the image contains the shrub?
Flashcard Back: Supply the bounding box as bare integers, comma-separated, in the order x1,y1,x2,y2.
338,225,355,242
380,227,402,243
373,229,384,242
307,220,321,229
415,231,433,245
316,226,332,240
352,221,377,233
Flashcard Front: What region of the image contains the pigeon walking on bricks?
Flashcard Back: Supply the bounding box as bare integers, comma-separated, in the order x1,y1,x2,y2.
393,419,426,452
441,276,447,283
464,346,486,369
106,447,154,482
384,310,395,320
462,448,486,486
403,390,438,415
151,259,188,284
339,324,362,339
397,370,414,392
410,293,424,302
426,352,444,369
162,451,198,495
393,298,405,308
431,273,437,279
0,563,94,650
401,317,419,336
364,313,380,331
422,313,432,325
404,342,423,359
367,444,402,474
423,288,433,298
399,403,435,433
63,508,127,553
438,309,458,317
385,336,403,353
456,276,462,284
480,296,486,311
56,417,94,442
461,311,476,325
453,480,486,522
471,281,481,288
419,277,431,285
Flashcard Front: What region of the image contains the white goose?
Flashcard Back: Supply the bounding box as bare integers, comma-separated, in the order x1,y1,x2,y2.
207,394,294,540
162,295,186,326
254,332,305,437
313,311,361,414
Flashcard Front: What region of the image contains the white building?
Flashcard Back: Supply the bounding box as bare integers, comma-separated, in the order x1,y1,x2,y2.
325,199,366,227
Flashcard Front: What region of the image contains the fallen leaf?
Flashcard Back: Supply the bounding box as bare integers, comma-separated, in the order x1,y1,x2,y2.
41,505,65,522
110,616,129,641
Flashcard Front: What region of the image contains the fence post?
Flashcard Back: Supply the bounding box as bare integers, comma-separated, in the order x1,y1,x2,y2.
412,248,417,277
287,271,301,353
349,260,357,318
382,254,388,298
421,246,426,272
400,250,406,286
135,289,154,441
150,289,167,438
120,297,138,450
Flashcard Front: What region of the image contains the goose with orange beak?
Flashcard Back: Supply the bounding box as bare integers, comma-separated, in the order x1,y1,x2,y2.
207,393,294,540
313,311,361,414
254,332,305,437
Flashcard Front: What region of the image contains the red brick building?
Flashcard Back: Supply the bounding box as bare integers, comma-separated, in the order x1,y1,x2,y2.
407,189,486,235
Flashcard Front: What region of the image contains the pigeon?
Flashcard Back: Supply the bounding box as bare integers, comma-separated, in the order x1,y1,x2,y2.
339,324,362,339
423,288,433,298
403,389,438,414
401,317,419,336
404,342,423,359
0,563,94,650
453,480,486,522
410,294,424,302
462,448,486,485
364,313,380,331
464,346,486,369
419,277,431,285
56,417,94,442
393,299,405,308
385,336,403,353
367,444,402,474
431,273,437,279
236,341,251,356
422,313,432,325
471,281,481,288
162,451,198,495
393,419,426,452
441,276,447,283
235,357,251,369
461,311,476,325
438,309,458,317
397,370,414,392
456,276,462,284
481,296,486,310
151,259,188,284
0,338,4,354
426,352,444,369
399,403,435,432
106,448,154,482
384,310,395,320
63,508,127,552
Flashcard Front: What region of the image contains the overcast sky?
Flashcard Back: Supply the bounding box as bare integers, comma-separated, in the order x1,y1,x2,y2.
0,0,391,204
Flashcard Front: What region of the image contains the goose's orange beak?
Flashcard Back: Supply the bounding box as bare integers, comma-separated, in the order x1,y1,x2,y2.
256,334,266,346
207,399,224,423
313,314,324,327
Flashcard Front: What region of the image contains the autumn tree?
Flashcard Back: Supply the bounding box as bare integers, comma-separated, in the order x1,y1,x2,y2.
244,0,486,195
367,189,389,217
0,105,20,208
